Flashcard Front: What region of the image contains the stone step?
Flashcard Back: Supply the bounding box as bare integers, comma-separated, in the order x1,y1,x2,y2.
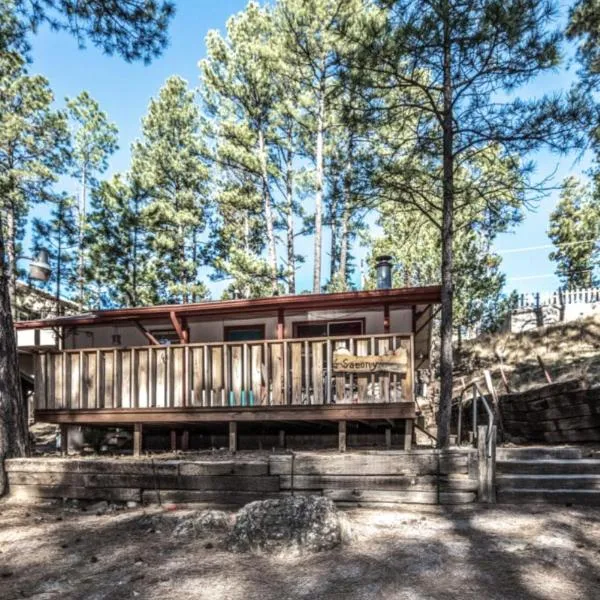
497,474,600,490
497,459,600,475
496,446,583,461
497,489,600,505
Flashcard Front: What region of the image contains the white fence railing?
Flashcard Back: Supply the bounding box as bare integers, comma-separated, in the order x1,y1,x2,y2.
516,288,600,309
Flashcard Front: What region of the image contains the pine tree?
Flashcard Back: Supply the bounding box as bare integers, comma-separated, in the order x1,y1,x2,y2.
9,0,175,63
133,76,211,303
275,0,367,292
548,177,600,288
66,91,118,309
349,0,587,447
0,0,175,496
31,194,78,314
87,173,157,308
202,2,281,294
567,0,600,92
0,52,70,314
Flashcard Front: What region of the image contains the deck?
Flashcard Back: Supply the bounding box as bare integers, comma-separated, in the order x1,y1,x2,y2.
32,332,417,452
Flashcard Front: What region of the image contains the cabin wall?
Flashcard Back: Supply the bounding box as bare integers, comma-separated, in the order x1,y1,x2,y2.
188,314,279,342
59,306,416,350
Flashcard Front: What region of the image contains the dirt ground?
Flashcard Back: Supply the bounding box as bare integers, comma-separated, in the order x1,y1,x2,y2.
1,501,599,600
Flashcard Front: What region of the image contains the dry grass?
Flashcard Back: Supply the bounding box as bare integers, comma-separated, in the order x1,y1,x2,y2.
456,315,600,392
1,501,599,599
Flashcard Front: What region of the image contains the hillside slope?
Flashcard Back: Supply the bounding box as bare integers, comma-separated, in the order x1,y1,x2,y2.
455,314,600,393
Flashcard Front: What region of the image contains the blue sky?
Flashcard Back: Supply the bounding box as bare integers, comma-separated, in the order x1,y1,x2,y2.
24,0,594,298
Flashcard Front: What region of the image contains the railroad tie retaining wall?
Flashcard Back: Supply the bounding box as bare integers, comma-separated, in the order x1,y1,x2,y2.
500,381,600,444
5,450,478,507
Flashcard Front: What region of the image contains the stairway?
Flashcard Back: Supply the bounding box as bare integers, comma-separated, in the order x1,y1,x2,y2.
496,447,600,505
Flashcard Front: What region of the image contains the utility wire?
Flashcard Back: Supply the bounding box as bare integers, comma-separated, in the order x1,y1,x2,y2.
497,239,598,254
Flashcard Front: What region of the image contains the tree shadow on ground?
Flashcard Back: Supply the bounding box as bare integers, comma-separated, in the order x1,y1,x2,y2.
1,502,599,600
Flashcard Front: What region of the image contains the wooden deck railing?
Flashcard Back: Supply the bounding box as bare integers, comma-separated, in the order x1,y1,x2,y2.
34,333,414,411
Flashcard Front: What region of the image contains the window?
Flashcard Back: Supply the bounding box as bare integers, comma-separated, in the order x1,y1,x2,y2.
293,319,364,338
225,325,265,342
149,329,180,345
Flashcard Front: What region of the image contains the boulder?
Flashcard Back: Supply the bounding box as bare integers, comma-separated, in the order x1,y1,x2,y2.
172,510,231,537
227,496,344,554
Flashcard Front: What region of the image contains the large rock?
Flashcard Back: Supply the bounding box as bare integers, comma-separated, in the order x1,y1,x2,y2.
227,496,345,554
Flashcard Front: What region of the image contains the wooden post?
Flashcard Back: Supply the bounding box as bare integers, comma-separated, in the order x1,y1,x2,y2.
279,429,286,448
338,420,347,453
385,427,392,448
181,430,189,452
60,424,68,455
133,423,143,457
383,303,390,333
170,429,177,452
403,419,413,450
477,424,497,504
229,421,238,453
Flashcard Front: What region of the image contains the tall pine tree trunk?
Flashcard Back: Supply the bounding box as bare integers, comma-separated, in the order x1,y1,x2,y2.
78,165,87,311
329,184,338,280
56,217,63,317
339,201,350,286
437,8,454,449
285,146,296,295
339,134,355,287
0,226,30,497
132,203,139,307
313,86,325,293
258,128,278,294
5,205,17,318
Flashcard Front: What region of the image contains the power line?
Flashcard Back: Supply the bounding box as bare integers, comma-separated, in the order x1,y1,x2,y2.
497,239,598,254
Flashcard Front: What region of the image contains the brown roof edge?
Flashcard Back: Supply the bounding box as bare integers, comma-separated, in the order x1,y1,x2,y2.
14,285,442,330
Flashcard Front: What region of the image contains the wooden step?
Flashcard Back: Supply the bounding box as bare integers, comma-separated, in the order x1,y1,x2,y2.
497,489,600,505
496,447,583,461
497,459,600,475
498,474,600,490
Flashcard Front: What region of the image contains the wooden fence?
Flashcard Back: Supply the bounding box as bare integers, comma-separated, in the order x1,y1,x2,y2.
34,334,414,411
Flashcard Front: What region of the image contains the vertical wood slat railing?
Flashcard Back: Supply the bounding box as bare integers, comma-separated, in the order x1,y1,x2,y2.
34,334,414,411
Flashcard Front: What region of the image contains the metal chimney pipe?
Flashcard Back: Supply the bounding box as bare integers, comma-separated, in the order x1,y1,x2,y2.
375,255,393,289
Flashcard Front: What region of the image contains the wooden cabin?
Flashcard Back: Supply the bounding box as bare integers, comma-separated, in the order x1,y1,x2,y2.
16,285,440,453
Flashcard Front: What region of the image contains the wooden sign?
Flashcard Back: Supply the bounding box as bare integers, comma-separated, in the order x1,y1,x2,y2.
333,347,408,374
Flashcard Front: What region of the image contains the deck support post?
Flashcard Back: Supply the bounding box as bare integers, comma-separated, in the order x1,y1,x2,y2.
404,419,413,450
229,422,238,453
338,420,347,452
60,424,68,455
279,429,286,448
477,424,497,503
181,430,189,452
385,427,392,449
133,423,143,457
170,430,177,452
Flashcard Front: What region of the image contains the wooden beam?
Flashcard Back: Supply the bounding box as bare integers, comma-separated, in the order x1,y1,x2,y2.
383,304,390,333
133,321,159,346
170,429,177,452
229,422,238,452
338,420,347,452
414,306,441,337
277,308,284,340
385,428,392,448
278,429,286,448
60,424,68,455
133,423,143,457
169,311,186,345
35,402,417,426
181,430,189,451
404,419,413,450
